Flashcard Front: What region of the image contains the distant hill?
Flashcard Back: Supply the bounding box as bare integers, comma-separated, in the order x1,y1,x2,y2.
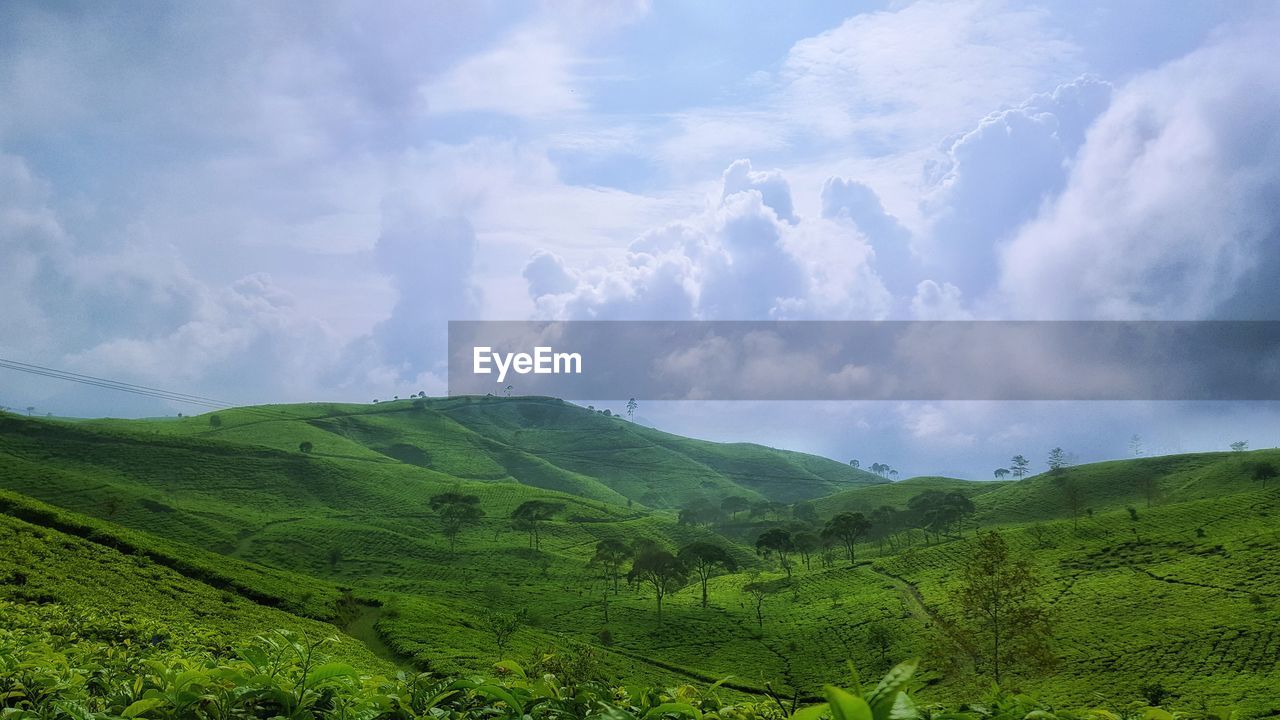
813,475,1009,516
70,396,882,508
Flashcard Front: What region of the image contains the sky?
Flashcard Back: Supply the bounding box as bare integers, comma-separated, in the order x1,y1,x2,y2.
3,0,1280,477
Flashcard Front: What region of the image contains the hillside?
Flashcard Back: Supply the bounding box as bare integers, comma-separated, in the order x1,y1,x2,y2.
1,401,1279,714
74,397,882,508
813,475,1010,516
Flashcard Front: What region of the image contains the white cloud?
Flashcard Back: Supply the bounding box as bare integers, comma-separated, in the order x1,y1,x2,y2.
997,19,1280,319
420,28,585,118
525,160,892,322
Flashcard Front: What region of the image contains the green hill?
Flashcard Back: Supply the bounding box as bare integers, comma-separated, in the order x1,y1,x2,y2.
813,475,1009,516
2,401,1279,714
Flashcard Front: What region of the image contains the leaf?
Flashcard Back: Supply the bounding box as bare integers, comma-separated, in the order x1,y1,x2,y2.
305,662,358,687
825,686,873,720
122,698,164,718
867,660,918,720
791,702,832,720
643,702,703,720
493,659,527,679
474,683,523,714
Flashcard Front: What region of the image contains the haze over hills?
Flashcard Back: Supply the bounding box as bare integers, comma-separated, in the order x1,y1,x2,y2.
1,398,1279,714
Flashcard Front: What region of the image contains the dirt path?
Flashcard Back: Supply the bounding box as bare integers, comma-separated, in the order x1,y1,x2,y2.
341,604,409,667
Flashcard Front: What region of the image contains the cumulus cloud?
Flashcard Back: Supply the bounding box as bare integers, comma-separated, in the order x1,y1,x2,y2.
997,19,1280,319
920,75,1113,293
524,160,891,321
778,0,1080,142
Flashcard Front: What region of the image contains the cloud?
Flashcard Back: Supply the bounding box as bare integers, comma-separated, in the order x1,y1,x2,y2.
920,75,1113,293
525,160,891,321
997,19,1280,319
420,28,585,118
778,0,1079,142
367,201,480,376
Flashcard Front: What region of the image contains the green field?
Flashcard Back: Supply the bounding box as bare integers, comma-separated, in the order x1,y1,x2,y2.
2,398,1278,717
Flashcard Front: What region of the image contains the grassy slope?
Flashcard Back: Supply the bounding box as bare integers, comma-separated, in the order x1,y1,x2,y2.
4,404,1280,712
0,491,389,671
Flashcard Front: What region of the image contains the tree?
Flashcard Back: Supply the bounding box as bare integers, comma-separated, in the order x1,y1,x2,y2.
298,441,313,454
951,530,1053,684
1231,441,1249,453
481,608,526,654
429,492,485,553
678,542,737,608
721,495,750,520
822,512,870,564
792,531,820,570
849,459,860,469
866,622,896,665
1010,455,1031,478
678,498,720,526
208,414,222,429
1129,434,1144,457
742,575,775,630
993,468,1010,480
792,501,819,525
26,406,35,416
327,546,343,568
1055,477,1086,530
590,538,631,593
1046,447,1067,473
627,547,687,621
1250,461,1278,489
1135,474,1159,507
626,398,638,420
754,528,795,578
889,469,899,480
511,500,564,550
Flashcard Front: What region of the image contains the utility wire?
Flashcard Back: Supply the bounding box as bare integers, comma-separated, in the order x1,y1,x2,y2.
0,357,299,422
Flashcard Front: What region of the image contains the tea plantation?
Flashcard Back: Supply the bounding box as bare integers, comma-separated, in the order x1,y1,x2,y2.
1,398,1278,717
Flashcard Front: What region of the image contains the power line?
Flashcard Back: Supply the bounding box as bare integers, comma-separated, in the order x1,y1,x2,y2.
0,357,298,422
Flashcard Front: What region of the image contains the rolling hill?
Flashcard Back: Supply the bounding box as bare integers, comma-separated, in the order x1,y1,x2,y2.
1,399,1278,715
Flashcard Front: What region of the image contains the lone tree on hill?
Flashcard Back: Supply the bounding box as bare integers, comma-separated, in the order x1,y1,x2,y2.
511,500,564,550
1251,461,1278,489
1046,447,1068,473
429,492,485,553
1054,477,1086,530
951,530,1053,684
626,397,638,419
208,414,222,429
792,500,819,525
721,495,750,520
823,512,871,564
678,542,737,608
994,468,1010,480
1231,440,1249,453
627,547,687,621
481,608,526,654
590,538,631,593
742,574,776,630
754,528,795,578
298,441,313,454
849,459,860,469
1010,455,1031,478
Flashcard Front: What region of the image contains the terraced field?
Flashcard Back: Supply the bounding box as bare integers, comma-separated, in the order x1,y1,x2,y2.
1,399,1279,715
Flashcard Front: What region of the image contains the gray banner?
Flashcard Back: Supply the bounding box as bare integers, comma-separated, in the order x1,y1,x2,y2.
447,321,1280,401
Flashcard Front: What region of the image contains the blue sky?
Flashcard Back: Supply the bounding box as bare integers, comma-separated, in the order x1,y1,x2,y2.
3,1,1280,477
